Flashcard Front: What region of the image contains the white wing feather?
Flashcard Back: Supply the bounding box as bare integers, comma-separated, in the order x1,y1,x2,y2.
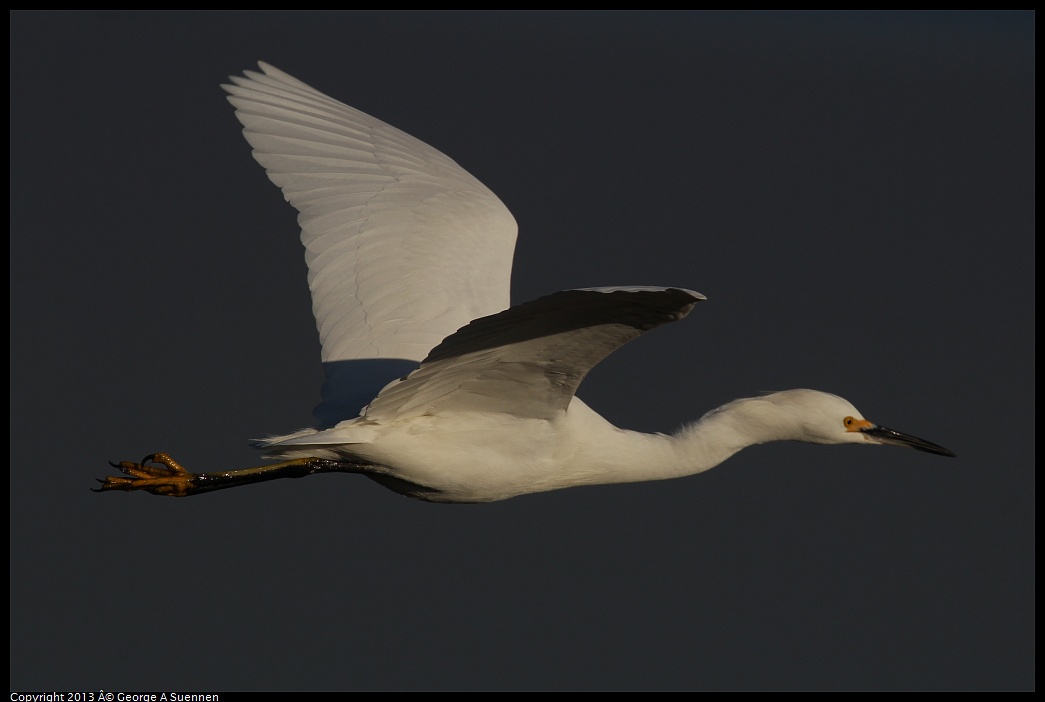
222,62,517,365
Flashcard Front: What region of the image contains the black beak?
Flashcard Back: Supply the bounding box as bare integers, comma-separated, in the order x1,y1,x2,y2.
861,425,956,457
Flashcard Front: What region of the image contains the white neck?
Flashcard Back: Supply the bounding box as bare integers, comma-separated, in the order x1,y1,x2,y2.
568,393,819,488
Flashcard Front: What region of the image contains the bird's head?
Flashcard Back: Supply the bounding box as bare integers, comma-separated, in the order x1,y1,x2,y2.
762,389,955,457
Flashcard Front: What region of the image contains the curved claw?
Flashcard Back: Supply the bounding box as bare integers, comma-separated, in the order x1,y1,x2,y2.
95,453,197,497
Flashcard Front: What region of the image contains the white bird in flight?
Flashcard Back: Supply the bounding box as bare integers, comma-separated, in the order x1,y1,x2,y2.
97,62,954,502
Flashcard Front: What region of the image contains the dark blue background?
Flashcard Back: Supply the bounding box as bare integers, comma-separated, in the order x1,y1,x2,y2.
10,11,1034,691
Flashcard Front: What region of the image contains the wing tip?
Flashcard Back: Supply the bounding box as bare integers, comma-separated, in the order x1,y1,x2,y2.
574,285,707,305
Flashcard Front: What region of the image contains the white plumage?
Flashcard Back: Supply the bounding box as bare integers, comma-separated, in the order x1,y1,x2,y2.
97,62,953,502
225,63,516,365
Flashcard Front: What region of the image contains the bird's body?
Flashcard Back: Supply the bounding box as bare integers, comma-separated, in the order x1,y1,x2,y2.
282,396,665,503
97,62,953,501
258,391,866,504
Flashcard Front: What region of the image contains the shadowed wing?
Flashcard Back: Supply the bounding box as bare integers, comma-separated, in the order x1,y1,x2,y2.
358,287,706,423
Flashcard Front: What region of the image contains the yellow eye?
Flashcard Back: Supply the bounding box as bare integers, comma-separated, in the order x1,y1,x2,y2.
844,416,855,428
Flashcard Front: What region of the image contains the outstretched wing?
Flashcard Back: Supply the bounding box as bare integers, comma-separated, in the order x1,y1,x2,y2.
222,62,518,424
361,287,705,422
222,62,518,363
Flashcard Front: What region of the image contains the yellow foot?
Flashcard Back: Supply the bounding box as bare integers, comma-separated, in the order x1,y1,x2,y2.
95,452,197,497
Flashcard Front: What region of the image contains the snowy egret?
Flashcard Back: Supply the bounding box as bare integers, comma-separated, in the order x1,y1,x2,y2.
97,62,953,502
